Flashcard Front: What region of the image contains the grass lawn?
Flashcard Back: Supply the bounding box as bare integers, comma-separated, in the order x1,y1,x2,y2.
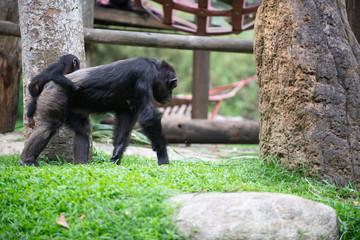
0,147,359,239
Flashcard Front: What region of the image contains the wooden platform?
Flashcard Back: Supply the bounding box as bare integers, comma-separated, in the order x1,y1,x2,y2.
94,7,173,30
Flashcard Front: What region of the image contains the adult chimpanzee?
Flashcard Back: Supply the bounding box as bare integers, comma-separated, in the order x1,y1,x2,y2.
20,57,177,167
26,54,81,128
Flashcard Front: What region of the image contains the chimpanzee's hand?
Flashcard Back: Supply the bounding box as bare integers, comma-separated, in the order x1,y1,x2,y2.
26,116,35,128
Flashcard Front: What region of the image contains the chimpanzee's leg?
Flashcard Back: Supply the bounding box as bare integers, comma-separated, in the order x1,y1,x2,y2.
66,111,91,164
110,108,136,165
19,121,64,166
138,111,169,165
20,84,68,166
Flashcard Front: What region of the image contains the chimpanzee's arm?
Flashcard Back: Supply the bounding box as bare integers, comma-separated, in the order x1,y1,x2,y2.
50,64,79,91
26,99,37,128
28,74,45,97
26,99,37,118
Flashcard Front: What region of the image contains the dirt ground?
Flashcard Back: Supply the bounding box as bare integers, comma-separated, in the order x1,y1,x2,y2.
0,131,258,162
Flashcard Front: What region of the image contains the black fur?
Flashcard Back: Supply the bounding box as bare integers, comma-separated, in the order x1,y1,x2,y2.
26,54,80,128
20,57,177,166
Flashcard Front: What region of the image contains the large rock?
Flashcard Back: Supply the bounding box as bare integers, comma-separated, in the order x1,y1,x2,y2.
254,0,360,187
169,192,338,240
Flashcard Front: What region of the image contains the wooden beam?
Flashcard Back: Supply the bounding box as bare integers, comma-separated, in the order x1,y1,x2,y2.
0,21,20,37
0,20,254,53
84,28,254,52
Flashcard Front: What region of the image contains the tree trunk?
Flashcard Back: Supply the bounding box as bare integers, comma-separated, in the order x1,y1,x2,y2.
345,0,360,43
18,0,86,162
0,0,21,133
254,0,360,187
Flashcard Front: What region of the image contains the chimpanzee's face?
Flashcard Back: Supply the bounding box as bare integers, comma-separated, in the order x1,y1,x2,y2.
153,61,178,105
61,54,80,74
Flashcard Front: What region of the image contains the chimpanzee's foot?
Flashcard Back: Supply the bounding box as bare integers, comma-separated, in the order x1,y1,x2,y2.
19,159,39,167
157,152,169,165
158,160,169,165
110,157,121,165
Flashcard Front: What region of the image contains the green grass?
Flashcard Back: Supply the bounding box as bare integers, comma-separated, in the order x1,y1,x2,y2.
1,148,359,239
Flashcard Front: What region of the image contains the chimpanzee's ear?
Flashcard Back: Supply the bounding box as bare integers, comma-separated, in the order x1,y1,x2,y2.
160,60,169,67
168,77,178,89
72,58,77,68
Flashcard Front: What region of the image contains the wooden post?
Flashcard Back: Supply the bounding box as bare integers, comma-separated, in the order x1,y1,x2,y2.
345,0,360,43
0,1,21,133
82,0,94,67
192,50,210,119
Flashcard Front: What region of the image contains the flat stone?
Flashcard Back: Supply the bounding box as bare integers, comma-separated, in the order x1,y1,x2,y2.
169,192,339,240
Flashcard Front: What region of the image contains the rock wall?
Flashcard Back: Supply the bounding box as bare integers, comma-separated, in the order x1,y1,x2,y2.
254,0,360,186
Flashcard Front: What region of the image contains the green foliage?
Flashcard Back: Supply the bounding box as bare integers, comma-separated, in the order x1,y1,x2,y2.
92,122,150,145
15,76,24,131
17,76,24,121
0,154,180,240
0,150,359,239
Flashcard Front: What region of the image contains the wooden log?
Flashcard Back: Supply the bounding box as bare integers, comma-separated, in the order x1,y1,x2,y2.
0,20,254,53
162,119,259,144
100,118,259,144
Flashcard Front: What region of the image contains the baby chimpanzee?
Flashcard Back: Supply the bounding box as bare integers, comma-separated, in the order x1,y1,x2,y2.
26,54,81,128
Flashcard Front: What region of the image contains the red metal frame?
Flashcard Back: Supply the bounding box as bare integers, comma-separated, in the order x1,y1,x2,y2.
134,0,261,35
159,75,257,119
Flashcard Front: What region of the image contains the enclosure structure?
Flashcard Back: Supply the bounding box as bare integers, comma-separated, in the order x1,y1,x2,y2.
93,0,260,120
0,0,260,145
91,0,261,142
134,0,260,35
